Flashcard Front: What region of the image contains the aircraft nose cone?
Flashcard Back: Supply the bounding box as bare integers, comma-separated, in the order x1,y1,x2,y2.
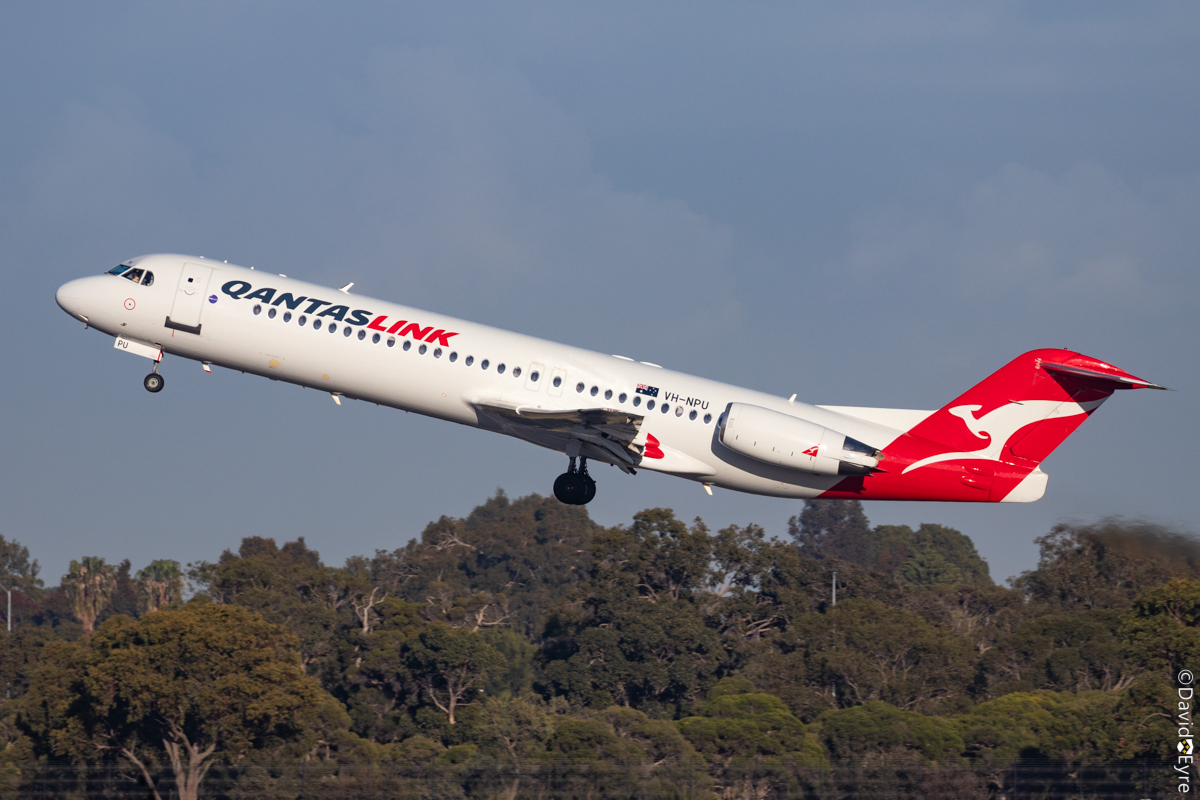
56,278,90,321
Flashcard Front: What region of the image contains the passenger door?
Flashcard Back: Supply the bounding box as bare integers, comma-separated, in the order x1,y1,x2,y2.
166,262,213,334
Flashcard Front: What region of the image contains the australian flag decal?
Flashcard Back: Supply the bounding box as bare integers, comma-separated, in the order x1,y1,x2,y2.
636,384,659,398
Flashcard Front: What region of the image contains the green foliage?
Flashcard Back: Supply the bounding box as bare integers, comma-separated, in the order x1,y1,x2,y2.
1121,577,1200,674
135,559,183,614
820,701,964,761
2,493,1197,798
1014,520,1200,609
377,491,599,641
872,523,993,588
405,623,507,725
977,609,1133,696
0,536,41,632
799,598,976,714
189,537,360,673
61,556,115,634
540,509,725,717
789,499,871,564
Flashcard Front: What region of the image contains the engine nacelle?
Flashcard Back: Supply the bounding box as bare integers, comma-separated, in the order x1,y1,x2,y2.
718,403,881,476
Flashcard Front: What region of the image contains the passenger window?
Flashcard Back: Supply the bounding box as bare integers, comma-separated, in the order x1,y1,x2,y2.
530,370,539,381
590,386,598,396
647,400,656,410
605,389,612,400
314,320,323,330
419,344,427,354
633,396,641,407
661,404,669,414
553,376,562,388
299,315,308,326
689,410,697,420
576,382,585,393
268,308,277,319
344,327,353,338
704,413,713,424
465,356,474,366
619,393,627,403
497,363,506,374
403,340,412,351
387,337,395,347
481,359,489,370
512,366,521,377
372,333,381,344
253,305,262,315
675,406,683,417
284,312,293,323
358,330,366,340
450,352,458,362
434,348,442,358
141,271,154,286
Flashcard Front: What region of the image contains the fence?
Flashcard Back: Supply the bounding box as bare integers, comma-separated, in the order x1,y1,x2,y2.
0,757,1182,799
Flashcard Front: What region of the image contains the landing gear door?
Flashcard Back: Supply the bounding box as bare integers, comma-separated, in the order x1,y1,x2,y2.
167,262,213,334
548,367,567,397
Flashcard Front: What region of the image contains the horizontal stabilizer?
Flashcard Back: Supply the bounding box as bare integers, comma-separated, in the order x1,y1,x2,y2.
1040,361,1167,390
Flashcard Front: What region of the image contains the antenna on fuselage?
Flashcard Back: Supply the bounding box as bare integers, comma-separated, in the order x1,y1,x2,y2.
339,283,354,294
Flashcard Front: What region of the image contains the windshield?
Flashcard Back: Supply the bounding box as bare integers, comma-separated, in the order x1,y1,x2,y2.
108,266,153,286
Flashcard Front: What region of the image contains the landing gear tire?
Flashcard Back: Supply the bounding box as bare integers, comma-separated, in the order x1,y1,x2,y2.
553,456,597,505
553,472,589,505
144,373,165,393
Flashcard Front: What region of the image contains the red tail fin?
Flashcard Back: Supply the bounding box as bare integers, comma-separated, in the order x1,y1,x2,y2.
820,349,1162,503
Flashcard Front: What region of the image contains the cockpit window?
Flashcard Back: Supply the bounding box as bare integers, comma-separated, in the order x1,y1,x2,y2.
113,268,154,286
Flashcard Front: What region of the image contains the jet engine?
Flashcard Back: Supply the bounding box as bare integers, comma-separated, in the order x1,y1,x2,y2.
718,403,881,476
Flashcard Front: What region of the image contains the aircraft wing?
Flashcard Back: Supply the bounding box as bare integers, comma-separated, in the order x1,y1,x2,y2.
470,401,645,471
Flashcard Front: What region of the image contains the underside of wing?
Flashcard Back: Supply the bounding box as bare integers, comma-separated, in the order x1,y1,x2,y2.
470,402,645,472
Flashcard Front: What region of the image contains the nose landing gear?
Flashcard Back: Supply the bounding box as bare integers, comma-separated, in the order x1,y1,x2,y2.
553,457,596,505
144,363,164,393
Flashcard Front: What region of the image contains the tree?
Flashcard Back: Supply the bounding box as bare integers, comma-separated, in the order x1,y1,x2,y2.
383,491,599,641
789,499,871,564
540,509,726,716
135,560,183,614
870,523,993,588
405,624,505,725
978,610,1134,696
0,536,41,633
22,602,325,800
189,537,359,671
1121,577,1200,675
1014,521,1200,609
800,598,975,713
62,556,115,634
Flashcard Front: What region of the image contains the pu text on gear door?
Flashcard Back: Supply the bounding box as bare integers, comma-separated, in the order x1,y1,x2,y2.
166,263,214,335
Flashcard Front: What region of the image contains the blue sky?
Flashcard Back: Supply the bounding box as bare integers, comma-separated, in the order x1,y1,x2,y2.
2,2,1197,585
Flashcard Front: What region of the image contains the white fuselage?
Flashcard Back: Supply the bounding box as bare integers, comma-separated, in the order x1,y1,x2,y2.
56,254,926,499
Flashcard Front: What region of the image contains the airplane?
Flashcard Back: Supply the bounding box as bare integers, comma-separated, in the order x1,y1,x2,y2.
55,254,1165,506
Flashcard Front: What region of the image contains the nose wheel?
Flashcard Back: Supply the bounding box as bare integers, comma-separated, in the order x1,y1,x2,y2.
554,457,596,505
144,373,165,393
